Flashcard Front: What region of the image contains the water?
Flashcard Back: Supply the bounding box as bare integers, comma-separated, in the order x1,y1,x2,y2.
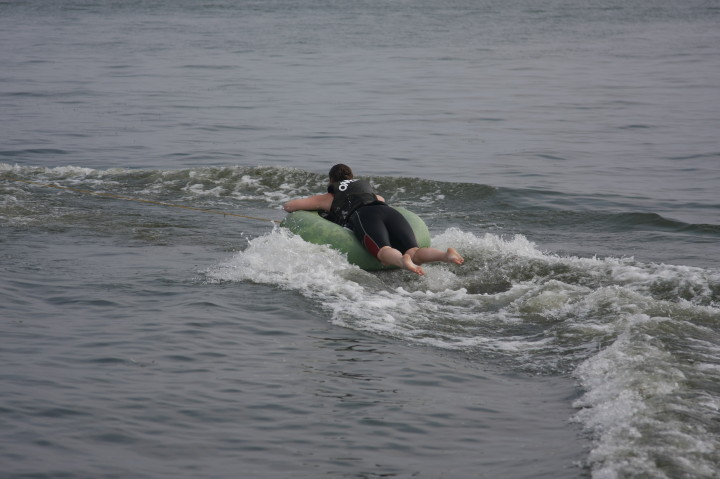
1,1,719,478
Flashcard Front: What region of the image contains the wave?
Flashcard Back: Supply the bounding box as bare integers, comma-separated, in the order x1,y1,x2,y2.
5,163,720,477
3,163,717,231
203,223,720,479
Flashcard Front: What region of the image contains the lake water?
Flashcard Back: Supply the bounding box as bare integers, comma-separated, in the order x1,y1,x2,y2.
1,1,719,478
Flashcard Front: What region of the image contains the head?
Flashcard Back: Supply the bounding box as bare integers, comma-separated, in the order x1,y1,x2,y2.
328,164,353,183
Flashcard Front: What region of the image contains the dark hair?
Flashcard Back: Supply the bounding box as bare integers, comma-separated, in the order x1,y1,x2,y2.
328,164,353,183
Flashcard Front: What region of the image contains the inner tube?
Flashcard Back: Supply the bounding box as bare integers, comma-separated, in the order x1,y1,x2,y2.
281,207,431,270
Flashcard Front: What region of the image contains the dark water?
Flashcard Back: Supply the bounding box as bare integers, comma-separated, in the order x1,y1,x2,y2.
2,1,720,478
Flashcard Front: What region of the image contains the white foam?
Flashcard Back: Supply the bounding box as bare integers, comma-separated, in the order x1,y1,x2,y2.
206,226,356,287
206,228,603,355
572,316,719,478
184,183,225,197
46,165,100,177
432,227,548,259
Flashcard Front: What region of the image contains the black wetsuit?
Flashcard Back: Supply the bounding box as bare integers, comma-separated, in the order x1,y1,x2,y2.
326,179,418,257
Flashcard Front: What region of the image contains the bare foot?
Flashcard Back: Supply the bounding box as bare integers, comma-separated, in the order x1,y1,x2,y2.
446,248,464,265
402,254,425,275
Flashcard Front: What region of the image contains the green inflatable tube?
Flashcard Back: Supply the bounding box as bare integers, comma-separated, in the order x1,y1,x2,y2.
280,207,431,270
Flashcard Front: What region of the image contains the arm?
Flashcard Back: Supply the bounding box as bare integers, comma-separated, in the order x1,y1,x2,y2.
283,193,334,212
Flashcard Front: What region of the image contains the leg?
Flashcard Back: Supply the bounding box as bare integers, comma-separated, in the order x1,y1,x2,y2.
410,247,464,266
377,246,425,276
379,209,463,266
